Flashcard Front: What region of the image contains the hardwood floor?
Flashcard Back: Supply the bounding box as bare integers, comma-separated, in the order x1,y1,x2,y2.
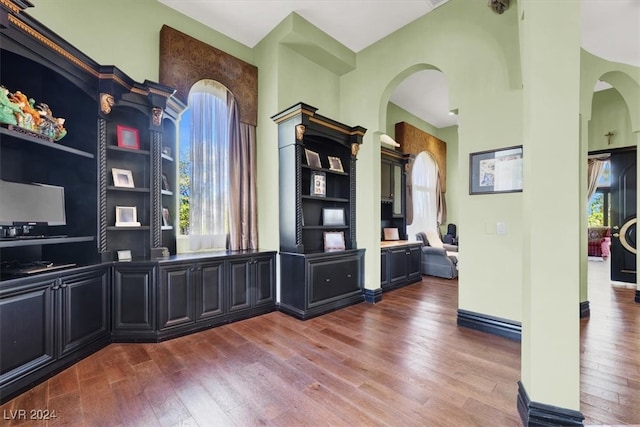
581,258,640,426
0,263,637,426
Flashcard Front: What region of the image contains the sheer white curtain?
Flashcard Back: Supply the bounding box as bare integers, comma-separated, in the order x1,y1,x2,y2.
188,80,230,251
407,151,440,239
587,154,609,200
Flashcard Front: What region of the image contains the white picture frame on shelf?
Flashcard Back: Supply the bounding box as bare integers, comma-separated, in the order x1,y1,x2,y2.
117,250,132,261
115,206,140,227
327,156,344,172
310,171,326,197
322,207,345,226
323,231,346,252
112,168,134,188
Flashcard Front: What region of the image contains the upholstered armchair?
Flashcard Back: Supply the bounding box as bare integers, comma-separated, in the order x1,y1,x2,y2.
415,231,458,279
443,223,458,246
587,226,611,259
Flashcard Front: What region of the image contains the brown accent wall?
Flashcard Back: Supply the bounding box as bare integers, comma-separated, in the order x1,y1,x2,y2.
159,25,258,126
395,121,447,192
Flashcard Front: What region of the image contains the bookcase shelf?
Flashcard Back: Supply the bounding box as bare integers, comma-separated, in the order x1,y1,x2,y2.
273,102,366,319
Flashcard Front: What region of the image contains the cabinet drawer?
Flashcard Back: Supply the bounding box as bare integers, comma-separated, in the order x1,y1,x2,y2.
309,258,360,305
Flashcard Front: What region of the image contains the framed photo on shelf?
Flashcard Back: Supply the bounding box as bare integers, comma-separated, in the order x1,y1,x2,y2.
327,156,344,172
117,250,132,261
322,207,345,226
383,227,400,241
162,207,171,227
469,145,523,195
310,171,326,197
305,148,322,168
115,205,140,227
162,173,170,191
323,231,346,252
111,168,134,188
116,125,140,150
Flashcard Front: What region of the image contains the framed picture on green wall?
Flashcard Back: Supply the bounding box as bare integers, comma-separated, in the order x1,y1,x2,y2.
469,145,523,195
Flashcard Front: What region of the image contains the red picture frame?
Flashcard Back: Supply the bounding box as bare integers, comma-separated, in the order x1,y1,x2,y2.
116,125,140,150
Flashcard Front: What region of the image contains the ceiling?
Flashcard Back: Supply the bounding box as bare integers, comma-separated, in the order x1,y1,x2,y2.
159,0,639,129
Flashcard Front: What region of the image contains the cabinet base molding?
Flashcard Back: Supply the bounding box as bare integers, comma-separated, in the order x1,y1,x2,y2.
456,309,521,342
363,287,382,304
516,381,584,426
579,300,590,318
278,292,364,320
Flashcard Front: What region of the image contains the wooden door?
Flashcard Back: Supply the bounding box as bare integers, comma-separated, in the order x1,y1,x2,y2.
610,149,636,283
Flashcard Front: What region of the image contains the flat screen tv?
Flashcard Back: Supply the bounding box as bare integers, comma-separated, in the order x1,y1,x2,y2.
0,180,66,226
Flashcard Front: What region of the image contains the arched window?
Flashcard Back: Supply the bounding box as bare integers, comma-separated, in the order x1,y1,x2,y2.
408,151,440,238
178,80,231,251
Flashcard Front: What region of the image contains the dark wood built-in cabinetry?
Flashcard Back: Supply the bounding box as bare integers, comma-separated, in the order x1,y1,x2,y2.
380,242,422,291
0,1,276,405
110,251,277,343
273,103,366,319
0,265,110,403
381,147,410,240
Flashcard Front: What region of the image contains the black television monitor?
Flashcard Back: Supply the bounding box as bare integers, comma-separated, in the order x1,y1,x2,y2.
0,180,66,226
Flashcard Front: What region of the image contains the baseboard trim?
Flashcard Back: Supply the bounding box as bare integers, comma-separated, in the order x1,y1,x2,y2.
517,381,584,426
579,300,590,318
363,287,382,304
457,309,521,342
636,290,640,303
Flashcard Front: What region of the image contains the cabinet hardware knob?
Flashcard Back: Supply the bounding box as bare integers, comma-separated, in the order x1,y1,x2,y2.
347,274,352,278
325,278,331,282
613,233,620,238
51,285,60,290
613,225,620,230
60,284,67,288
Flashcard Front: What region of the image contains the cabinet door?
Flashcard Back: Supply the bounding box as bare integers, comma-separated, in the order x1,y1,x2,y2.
58,268,110,358
195,260,225,322
158,264,195,330
392,163,403,217
112,264,156,332
252,255,275,307
388,247,408,286
381,160,392,200
309,257,360,306
227,259,251,312
0,280,55,388
381,249,389,287
407,245,422,281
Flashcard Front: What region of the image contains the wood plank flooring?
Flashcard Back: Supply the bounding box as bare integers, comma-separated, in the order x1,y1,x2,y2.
1,261,638,426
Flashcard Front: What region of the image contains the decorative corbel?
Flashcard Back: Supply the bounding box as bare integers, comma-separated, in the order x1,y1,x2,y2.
295,124,306,141
488,0,510,14
152,107,163,126
351,143,360,159
99,93,115,115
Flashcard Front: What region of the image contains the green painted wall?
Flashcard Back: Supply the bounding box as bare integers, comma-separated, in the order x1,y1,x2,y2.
29,0,254,83
589,89,634,151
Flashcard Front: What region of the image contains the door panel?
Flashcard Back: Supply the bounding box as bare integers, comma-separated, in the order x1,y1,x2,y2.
609,150,636,283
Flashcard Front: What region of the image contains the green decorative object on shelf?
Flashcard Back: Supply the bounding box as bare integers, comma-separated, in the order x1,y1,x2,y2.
0,85,67,141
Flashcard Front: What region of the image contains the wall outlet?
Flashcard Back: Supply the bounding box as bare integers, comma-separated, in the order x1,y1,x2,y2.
496,222,507,235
